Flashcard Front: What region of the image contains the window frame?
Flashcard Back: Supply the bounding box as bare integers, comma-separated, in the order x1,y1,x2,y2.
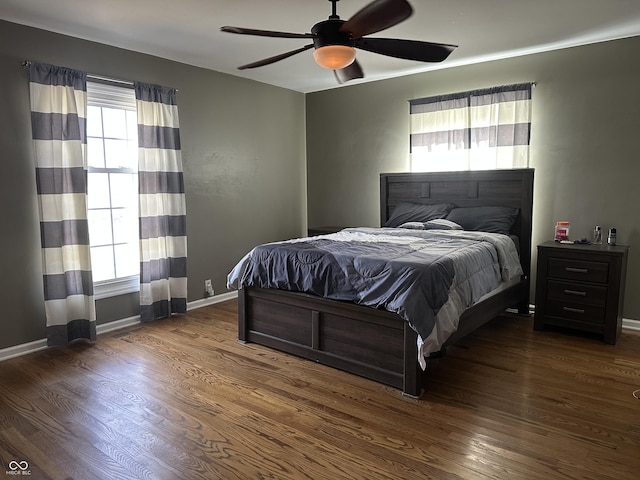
86,80,140,300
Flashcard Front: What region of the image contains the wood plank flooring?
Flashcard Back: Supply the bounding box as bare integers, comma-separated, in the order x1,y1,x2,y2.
1,300,639,479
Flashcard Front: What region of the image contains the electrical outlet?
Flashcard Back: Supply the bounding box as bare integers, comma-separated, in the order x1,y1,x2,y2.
204,279,214,297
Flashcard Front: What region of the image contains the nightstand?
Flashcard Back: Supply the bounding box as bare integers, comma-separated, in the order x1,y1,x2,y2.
534,241,629,344
307,226,345,236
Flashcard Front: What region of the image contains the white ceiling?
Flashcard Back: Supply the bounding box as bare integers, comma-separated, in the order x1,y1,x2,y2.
2,0,640,93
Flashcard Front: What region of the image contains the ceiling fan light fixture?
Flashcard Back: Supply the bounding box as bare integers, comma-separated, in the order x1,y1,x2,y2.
313,45,356,70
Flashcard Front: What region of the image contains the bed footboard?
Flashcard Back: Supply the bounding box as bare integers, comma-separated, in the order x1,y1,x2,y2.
238,287,423,397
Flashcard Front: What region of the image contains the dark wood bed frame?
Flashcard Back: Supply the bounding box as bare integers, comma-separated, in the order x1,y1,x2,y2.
237,169,534,397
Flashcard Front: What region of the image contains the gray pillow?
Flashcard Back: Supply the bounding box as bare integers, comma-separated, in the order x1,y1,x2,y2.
384,202,455,227
446,206,519,234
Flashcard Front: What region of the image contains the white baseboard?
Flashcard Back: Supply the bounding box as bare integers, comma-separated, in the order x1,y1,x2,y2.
187,290,238,310
96,315,140,335
0,290,239,362
623,318,640,332
0,339,49,362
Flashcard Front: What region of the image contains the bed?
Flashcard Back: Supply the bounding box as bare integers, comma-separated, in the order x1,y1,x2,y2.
228,169,534,397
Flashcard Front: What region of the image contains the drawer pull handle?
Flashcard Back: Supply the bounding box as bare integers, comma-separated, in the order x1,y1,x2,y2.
565,267,588,273
563,306,585,314
563,289,587,296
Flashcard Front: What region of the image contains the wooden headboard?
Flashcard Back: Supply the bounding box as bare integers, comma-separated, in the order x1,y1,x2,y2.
380,169,535,279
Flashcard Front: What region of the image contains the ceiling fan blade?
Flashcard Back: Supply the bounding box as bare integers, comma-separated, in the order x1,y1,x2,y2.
334,60,365,84
237,44,315,70
340,0,413,39
221,26,315,39
354,37,457,62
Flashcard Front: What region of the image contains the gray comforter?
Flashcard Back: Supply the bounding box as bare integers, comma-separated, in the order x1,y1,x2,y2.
227,227,522,364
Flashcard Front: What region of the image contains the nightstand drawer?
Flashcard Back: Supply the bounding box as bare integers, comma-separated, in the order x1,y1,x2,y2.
546,300,605,324
547,257,609,283
547,279,607,307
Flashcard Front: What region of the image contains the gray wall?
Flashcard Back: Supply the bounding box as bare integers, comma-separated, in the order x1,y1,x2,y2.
3,17,639,352
306,36,640,321
0,20,306,349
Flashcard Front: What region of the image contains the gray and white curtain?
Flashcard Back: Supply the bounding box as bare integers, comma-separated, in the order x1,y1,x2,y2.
410,83,533,172
135,82,187,322
29,62,96,346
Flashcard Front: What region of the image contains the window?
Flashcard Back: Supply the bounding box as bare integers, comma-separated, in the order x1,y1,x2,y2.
86,81,139,298
409,83,533,172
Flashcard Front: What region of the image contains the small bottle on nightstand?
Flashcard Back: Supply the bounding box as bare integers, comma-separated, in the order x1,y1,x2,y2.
593,225,602,245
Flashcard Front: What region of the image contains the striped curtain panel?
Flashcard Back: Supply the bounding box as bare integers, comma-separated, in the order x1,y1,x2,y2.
135,82,187,322
410,83,533,172
29,62,96,346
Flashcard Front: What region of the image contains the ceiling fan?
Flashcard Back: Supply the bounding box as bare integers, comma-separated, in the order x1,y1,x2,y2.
220,0,458,84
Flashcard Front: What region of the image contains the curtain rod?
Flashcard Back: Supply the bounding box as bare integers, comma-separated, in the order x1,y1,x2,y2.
21,60,178,91
88,74,134,89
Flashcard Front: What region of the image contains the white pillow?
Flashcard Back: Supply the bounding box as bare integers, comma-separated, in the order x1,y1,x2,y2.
398,219,463,230
423,219,463,230
397,222,426,229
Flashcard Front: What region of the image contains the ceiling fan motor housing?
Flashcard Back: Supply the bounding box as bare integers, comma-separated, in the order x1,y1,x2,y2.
311,19,353,48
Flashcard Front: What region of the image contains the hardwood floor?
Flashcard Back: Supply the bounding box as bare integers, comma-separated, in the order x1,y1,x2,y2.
1,300,639,479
